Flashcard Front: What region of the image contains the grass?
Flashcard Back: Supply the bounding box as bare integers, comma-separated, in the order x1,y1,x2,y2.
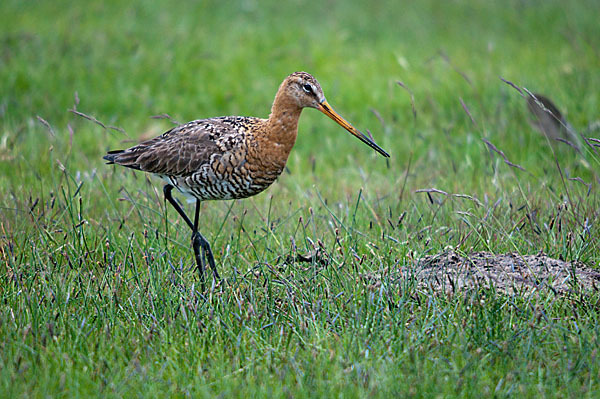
1,0,600,397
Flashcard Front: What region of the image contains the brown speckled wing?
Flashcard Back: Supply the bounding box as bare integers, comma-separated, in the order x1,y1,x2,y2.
105,117,261,176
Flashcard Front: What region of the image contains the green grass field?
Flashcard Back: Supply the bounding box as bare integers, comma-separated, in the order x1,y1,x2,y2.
2,0,600,397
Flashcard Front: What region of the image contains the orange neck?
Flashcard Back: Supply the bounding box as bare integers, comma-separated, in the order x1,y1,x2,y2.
266,88,303,150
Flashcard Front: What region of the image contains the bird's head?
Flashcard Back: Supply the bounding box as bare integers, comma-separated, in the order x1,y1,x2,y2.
284,71,326,109
281,71,390,158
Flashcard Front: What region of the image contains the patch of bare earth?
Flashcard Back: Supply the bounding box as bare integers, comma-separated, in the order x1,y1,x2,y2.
415,251,600,296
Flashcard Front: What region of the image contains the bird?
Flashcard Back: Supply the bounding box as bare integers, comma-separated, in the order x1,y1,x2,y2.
104,71,389,286
526,92,580,150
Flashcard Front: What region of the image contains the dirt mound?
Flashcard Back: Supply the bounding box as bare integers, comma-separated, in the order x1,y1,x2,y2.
415,251,600,296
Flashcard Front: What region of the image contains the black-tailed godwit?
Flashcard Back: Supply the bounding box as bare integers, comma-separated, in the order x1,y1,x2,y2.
104,71,389,286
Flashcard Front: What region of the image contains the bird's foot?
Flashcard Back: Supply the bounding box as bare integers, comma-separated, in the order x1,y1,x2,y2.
191,231,220,288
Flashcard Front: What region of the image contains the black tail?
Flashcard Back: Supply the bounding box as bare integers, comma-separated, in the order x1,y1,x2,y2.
103,150,124,164
103,150,142,171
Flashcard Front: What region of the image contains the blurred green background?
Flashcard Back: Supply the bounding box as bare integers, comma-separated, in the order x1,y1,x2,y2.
3,0,598,160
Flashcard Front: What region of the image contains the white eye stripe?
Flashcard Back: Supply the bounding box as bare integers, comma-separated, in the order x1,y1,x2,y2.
299,81,324,101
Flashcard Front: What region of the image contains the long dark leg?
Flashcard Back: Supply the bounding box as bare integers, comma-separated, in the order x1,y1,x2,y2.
192,200,220,281
163,185,219,284
163,185,194,230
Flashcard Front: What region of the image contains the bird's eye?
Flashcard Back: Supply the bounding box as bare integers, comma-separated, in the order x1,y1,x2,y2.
302,84,312,94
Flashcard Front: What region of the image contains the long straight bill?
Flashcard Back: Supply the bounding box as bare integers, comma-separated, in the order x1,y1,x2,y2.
317,100,390,158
